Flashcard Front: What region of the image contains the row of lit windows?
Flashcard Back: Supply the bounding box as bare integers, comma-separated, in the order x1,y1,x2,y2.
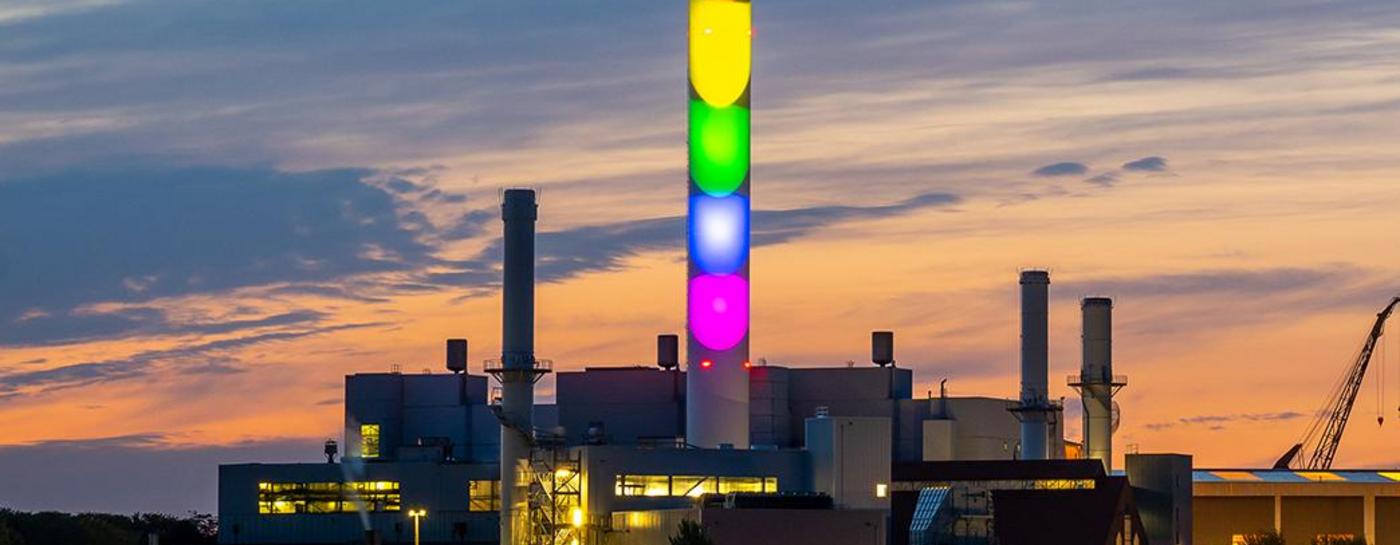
258,481,502,515
258,482,401,515
614,474,777,497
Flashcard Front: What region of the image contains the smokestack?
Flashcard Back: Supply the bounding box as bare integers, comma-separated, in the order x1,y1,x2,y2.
1076,297,1124,471
497,188,539,545
1015,270,1052,460
686,0,753,449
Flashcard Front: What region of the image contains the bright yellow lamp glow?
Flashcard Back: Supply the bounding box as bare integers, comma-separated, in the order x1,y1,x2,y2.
689,0,751,107
571,507,584,528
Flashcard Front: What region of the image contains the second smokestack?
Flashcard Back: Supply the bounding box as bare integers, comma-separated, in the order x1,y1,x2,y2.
1079,297,1123,471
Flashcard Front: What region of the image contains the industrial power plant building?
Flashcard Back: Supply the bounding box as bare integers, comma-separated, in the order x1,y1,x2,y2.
217,2,1400,544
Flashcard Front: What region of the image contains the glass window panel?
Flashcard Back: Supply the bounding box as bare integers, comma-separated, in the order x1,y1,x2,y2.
258,481,399,515
718,476,763,494
360,424,381,458
672,476,714,497
469,480,501,512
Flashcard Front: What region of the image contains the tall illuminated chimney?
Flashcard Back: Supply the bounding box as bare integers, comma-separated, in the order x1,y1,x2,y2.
686,0,752,448
496,188,540,545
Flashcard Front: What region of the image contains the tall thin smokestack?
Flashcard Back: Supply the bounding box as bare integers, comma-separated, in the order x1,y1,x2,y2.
498,188,538,545
686,0,752,448
1015,270,1052,460
1075,297,1124,471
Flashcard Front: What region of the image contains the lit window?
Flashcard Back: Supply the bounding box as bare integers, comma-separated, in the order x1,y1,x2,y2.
1030,479,1095,490
360,424,380,458
717,476,763,494
614,474,777,497
672,475,716,497
257,481,400,515
875,483,888,498
469,480,501,512
616,475,672,497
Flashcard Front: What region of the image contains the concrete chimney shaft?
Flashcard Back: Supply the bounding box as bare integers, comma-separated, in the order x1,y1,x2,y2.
1018,270,1051,460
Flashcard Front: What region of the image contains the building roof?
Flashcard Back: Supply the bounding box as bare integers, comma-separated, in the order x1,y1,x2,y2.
1194,469,1400,483
893,459,1107,483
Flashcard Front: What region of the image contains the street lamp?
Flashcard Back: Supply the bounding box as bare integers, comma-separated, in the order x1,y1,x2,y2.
407,509,427,545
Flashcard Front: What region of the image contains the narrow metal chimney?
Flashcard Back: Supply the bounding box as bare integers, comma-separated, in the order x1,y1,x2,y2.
1072,297,1125,471
1013,270,1053,460
496,188,540,545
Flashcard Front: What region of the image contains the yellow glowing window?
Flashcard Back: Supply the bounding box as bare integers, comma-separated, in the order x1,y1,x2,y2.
257,481,400,515
469,480,501,512
672,475,716,497
718,476,764,494
1030,479,1096,490
689,0,751,107
615,474,777,497
360,424,380,458
616,475,672,497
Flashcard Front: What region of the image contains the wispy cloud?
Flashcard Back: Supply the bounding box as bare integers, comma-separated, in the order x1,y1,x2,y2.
0,322,383,396
1032,162,1089,177
1145,411,1305,431
1122,156,1169,173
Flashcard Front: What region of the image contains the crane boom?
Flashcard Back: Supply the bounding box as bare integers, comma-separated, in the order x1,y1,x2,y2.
1274,296,1400,470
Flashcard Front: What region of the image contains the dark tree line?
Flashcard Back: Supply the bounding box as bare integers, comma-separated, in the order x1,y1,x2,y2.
0,510,216,545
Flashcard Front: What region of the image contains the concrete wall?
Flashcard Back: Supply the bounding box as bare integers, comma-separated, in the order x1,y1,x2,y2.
1195,480,1400,545
1378,497,1400,545
345,373,488,462
749,366,791,447
1280,497,1364,545
609,508,698,545
556,367,684,444
806,416,892,510
1126,454,1193,545
703,508,886,545
1193,497,1274,545
784,367,910,447
610,507,885,545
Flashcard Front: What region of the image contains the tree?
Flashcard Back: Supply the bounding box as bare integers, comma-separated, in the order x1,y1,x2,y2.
669,519,713,545
0,520,25,545
1242,530,1286,545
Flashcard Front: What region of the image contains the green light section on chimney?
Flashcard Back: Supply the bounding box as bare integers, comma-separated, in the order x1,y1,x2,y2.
689,99,749,197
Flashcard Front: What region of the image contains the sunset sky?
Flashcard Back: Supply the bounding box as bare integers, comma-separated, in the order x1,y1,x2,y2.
3,0,1400,514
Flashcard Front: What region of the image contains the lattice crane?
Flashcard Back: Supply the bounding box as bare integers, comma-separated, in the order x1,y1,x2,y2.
1274,296,1400,470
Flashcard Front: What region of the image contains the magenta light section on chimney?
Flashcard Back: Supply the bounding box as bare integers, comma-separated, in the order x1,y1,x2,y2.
688,274,748,351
